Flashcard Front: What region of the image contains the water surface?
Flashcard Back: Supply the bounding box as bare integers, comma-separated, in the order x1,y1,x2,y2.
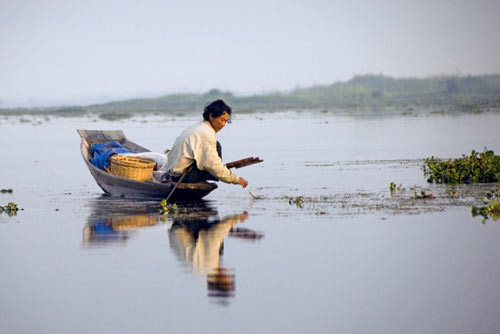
1,111,500,333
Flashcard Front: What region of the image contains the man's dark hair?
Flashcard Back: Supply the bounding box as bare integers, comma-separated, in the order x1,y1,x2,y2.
203,99,232,121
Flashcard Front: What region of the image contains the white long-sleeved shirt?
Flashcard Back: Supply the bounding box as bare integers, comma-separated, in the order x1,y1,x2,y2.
168,214,242,275
166,121,239,184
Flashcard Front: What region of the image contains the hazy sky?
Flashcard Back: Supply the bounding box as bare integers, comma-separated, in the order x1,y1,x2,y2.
1,0,499,107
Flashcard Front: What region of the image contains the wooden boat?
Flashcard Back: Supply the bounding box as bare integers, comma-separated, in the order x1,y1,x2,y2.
77,129,217,200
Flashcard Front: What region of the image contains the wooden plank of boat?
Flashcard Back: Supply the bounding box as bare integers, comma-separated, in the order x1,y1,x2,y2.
77,129,217,200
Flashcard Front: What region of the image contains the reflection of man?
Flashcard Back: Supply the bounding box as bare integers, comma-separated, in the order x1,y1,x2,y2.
169,212,248,273
168,211,249,299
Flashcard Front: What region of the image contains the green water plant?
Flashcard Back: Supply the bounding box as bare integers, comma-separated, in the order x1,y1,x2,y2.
0,202,19,216
423,148,500,184
390,182,403,193
288,196,304,208
412,190,434,199
471,190,500,223
159,200,179,215
1,189,13,193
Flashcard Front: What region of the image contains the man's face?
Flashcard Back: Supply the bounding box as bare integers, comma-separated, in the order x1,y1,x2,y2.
209,112,230,132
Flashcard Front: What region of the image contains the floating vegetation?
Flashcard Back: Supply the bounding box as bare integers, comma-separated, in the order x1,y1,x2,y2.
287,196,304,208
0,202,20,216
159,200,179,215
1,188,13,193
445,187,459,198
424,148,500,184
389,182,403,193
471,190,500,223
412,190,435,199
390,182,396,192
390,182,433,199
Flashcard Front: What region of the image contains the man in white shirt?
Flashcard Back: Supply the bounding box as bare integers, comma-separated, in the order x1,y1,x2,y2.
165,100,249,188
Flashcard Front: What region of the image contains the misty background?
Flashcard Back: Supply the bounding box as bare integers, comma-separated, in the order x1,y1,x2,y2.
1,0,499,108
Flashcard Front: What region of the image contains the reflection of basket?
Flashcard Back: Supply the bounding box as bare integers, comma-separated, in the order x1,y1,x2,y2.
110,215,158,230
109,155,156,181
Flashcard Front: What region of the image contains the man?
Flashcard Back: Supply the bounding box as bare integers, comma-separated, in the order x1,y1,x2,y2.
165,99,248,188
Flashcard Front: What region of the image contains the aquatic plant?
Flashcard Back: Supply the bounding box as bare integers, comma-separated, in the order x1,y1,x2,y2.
1,188,13,193
0,202,19,216
471,190,500,223
389,182,403,193
288,196,304,208
412,190,434,199
423,148,500,184
159,200,179,215
389,182,405,198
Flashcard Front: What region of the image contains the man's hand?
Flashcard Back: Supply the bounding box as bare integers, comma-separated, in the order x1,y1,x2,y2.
239,211,249,222
238,177,248,188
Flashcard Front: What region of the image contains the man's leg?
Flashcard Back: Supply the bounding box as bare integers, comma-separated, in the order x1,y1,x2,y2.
177,142,222,183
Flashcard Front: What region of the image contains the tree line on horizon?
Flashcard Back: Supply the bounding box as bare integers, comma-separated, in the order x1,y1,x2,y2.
2,73,500,119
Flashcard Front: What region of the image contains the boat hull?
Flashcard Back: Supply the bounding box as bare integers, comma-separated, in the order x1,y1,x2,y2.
78,129,217,200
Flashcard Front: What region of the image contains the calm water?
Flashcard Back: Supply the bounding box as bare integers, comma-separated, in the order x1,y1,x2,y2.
1,111,500,333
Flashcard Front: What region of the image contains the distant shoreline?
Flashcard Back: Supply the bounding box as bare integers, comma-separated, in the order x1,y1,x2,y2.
1,74,499,120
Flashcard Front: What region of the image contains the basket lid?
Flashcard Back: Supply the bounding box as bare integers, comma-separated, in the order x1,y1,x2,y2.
110,155,156,168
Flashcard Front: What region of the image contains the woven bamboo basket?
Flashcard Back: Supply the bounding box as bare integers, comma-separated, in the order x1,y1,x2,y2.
109,155,156,181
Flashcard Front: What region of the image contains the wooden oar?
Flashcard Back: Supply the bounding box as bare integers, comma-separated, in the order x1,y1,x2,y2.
164,165,193,203
226,157,263,169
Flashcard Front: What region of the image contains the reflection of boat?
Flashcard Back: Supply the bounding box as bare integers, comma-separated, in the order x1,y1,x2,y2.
82,198,216,247
82,197,163,247
77,129,217,200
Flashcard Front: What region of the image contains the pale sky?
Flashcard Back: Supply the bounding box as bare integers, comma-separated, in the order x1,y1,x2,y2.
1,0,499,107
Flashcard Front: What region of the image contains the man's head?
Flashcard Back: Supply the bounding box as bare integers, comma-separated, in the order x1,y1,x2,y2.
203,99,232,132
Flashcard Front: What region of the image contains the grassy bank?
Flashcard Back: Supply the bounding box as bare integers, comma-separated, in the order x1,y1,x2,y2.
2,74,500,120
